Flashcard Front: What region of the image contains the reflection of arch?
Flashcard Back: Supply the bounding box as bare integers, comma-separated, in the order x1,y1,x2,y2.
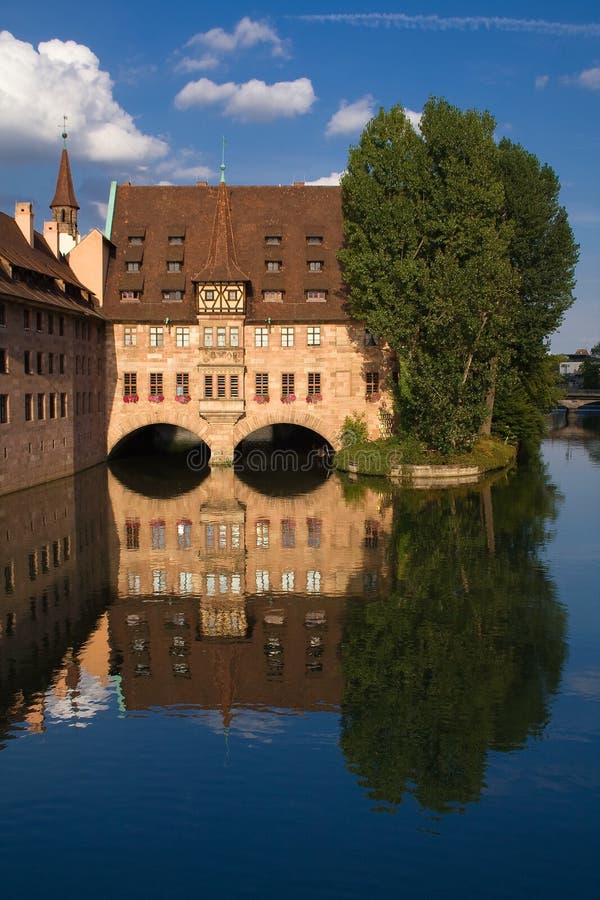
107,418,211,458
233,410,340,450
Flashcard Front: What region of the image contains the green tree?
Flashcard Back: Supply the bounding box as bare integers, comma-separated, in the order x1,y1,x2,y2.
339,99,577,453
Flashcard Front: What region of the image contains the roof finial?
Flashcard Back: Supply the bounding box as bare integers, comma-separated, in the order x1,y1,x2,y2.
220,136,226,184
61,115,68,147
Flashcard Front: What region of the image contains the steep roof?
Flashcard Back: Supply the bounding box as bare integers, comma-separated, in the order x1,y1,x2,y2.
103,182,347,323
50,148,80,211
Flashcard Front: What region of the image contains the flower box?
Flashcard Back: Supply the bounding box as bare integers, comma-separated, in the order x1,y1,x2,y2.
123,394,139,403
306,394,322,404
148,394,164,403
281,394,296,404
175,395,192,404
253,394,270,404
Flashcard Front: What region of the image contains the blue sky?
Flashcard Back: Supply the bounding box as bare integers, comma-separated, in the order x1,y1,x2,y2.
0,1,598,352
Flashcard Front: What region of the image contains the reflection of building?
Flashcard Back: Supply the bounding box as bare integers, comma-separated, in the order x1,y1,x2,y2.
106,468,392,715
0,466,115,743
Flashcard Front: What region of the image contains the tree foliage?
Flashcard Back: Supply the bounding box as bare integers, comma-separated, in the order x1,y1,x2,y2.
339,99,578,453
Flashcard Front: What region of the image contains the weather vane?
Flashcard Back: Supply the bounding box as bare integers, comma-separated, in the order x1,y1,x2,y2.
220,136,226,183
60,115,68,146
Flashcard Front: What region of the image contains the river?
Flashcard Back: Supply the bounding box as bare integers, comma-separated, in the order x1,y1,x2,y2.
0,416,598,899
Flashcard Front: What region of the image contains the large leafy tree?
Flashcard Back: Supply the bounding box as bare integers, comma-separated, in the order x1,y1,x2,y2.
339,99,577,453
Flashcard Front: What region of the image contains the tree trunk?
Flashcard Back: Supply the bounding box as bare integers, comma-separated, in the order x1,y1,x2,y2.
480,356,498,436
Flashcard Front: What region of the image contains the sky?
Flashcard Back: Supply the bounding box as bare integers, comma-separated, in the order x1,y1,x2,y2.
0,1,598,352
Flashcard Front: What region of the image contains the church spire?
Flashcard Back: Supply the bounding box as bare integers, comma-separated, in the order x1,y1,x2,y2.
50,130,79,243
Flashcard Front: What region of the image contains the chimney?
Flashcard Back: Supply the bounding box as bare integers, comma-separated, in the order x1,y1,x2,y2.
15,202,34,246
43,221,60,257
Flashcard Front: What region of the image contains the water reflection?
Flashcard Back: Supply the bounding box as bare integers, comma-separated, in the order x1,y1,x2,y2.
1,448,570,817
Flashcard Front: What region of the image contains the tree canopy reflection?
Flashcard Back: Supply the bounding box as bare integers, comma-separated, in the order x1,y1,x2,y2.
339,461,567,814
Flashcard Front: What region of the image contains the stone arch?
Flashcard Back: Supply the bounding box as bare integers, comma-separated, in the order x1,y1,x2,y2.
233,408,341,450
107,415,211,458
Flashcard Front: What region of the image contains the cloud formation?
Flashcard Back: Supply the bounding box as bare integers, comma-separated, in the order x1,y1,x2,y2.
535,74,550,89
177,17,288,73
295,13,600,38
175,77,316,121
576,66,600,89
0,31,168,165
326,96,375,136
306,172,344,186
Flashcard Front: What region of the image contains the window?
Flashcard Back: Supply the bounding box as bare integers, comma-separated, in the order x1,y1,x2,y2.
24,351,32,374
37,393,44,420
124,372,137,397
366,371,380,396
0,304,5,327
162,290,183,300
25,393,33,421
204,327,214,348
227,289,238,302
217,327,226,347
308,372,321,396
169,235,184,245
305,290,327,302
167,261,182,272
307,517,322,548
0,348,7,373
121,290,141,301
126,261,140,272
59,354,65,374
204,290,214,301
48,313,54,334
364,330,378,346
265,235,282,245
176,327,190,348
230,327,239,347
48,353,54,375
263,290,283,302
204,375,213,398
217,375,226,398
149,327,164,348
36,312,43,332
59,316,64,336
255,327,269,348
307,326,321,346
149,373,163,396
60,393,67,417
281,327,294,348
48,393,56,419
176,373,189,396
230,374,239,398
124,326,137,346
282,373,295,397
266,260,282,272
23,309,30,330
255,373,269,397
0,394,7,424
308,260,323,271
306,235,323,245
37,352,43,374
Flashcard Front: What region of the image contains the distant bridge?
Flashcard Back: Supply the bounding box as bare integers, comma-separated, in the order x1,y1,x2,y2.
560,389,600,411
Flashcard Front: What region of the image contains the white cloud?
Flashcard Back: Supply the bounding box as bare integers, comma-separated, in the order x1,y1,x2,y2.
177,16,288,72
577,66,600,89
405,109,423,131
0,31,168,165
175,77,316,121
326,96,375,136
535,74,550,89
306,171,344,186
155,150,214,183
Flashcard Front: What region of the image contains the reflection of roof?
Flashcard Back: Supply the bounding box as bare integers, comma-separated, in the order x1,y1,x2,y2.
104,182,346,323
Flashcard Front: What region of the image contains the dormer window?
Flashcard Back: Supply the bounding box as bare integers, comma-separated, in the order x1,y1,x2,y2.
266,260,282,272
307,235,323,245
263,290,284,302
121,290,141,301
167,261,182,272
126,261,140,273
129,236,143,245
308,261,323,272
265,235,282,245
168,235,184,245
305,289,327,302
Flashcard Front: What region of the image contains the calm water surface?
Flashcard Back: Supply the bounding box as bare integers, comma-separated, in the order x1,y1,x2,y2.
1,418,598,899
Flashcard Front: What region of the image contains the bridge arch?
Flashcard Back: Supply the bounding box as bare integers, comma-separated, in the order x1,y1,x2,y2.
233,409,341,451
107,417,211,459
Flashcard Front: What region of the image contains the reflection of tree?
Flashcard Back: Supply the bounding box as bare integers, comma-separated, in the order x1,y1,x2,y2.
340,461,567,814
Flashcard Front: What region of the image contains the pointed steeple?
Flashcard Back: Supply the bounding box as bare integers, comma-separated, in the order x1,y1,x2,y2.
50,147,79,241
196,180,249,283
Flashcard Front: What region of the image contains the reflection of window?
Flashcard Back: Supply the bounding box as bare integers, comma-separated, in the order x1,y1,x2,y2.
307,518,322,548
364,572,378,591
281,519,296,547
307,570,321,593
231,524,240,549
256,520,270,548
151,519,166,550
256,570,269,592
281,571,295,591
219,524,227,549
364,520,379,548
125,519,140,550
152,569,167,593
206,574,216,595
219,574,228,594
127,573,141,594
205,524,215,549
231,574,241,594
177,520,191,549
179,572,193,594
